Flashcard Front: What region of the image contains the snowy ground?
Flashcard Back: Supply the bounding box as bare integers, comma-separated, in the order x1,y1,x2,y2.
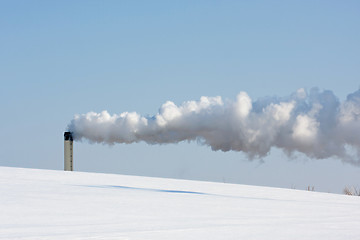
0,167,359,240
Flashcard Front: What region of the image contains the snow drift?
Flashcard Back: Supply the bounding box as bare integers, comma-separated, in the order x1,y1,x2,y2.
1,167,360,240
67,88,360,164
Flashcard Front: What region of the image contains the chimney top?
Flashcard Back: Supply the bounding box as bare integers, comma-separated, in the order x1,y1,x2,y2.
64,132,73,141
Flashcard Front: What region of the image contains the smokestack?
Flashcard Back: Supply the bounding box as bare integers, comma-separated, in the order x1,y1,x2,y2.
64,132,73,171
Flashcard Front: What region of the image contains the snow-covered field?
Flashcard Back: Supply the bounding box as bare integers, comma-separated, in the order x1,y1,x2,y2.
0,167,359,240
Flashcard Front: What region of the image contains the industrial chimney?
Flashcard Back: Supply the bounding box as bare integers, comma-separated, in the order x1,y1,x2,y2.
64,132,73,171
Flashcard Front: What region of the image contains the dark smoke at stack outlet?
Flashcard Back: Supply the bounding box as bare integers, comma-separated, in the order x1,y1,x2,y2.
67,88,360,165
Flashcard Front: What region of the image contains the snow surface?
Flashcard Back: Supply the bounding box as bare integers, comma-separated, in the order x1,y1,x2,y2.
0,167,359,240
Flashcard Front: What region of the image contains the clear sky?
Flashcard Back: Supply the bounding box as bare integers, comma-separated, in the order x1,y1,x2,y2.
1,0,359,193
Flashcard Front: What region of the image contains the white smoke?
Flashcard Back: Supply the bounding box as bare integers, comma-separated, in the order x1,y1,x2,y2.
67,88,360,165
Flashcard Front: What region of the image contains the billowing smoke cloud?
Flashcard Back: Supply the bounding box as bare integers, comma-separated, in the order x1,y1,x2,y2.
67,88,360,165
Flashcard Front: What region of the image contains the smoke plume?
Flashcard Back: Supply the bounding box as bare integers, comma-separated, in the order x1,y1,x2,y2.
67,88,360,165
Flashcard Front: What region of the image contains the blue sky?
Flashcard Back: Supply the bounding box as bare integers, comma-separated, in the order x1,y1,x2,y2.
1,1,359,193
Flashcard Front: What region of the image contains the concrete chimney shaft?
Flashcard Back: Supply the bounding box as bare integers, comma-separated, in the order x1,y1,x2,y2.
64,132,73,171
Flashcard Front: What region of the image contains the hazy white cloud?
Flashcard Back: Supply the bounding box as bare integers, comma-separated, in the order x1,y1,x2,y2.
67,88,360,165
